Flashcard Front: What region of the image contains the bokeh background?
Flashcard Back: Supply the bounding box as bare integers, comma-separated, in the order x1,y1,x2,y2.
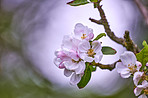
0,0,148,98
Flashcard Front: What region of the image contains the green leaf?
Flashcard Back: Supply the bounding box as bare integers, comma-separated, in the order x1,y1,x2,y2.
90,0,98,2
67,0,89,6
142,40,147,47
102,46,117,55
89,66,96,72
77,63,91,89
93,33,106,41
136,42,148,69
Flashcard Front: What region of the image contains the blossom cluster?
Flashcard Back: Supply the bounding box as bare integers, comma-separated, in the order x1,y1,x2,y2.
116,51,148,98
54,23,103,85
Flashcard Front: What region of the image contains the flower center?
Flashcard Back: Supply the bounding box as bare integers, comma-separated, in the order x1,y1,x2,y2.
144,88,148,95
128,64,137,73
72,59,81,63
81,34,87,39
87,49,95,57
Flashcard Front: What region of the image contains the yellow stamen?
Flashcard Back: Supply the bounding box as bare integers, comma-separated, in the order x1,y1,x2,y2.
81,34,87,39
128,65,137,73
87,49,95,56
144,88,148,94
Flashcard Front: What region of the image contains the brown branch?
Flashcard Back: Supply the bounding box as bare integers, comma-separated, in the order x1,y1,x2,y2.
91,60,121,71
89,18,125,46
134,0,148,25
90,3,125,46
89,1,140,54
124,31,140,54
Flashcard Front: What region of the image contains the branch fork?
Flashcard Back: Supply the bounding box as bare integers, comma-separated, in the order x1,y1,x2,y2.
89,1,140,70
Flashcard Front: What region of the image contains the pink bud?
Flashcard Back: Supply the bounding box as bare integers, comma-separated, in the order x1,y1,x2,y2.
59,63,65,69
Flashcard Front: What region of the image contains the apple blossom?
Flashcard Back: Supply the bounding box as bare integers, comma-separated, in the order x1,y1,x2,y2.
54,49,85,85
78,40,103,63
74,23,94,41
134,80,148,97
116,51,142,78
133,72,144,86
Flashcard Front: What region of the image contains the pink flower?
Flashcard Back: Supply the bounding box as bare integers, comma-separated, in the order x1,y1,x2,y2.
54,49,85,85
54,23,97,85
62,35,80,51
116,51,142,78
78,40,103,63
134,80,148,97
133,72,144,86
74,23,94,41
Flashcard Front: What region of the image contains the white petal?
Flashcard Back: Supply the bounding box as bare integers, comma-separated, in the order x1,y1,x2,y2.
75,61,85,74
70,73,81,85
57,50,71,61
62,35,73,50
138,94,147,98
94,52,103,63
64,61,78,70
83,26,90,35
69,51,79,61
133,72,144,86
69,63,79,70
116,62,129,73
64,69,72,77
78,40,90,52
120,71,131,78
84,56,94,62
92,40,102,53
79,52,87,60
54,58,62,67
72,37,81,49
141,80,148,87
134,87,143,96
74,23,84,38
54,49,61,56
86,32,94,40
120,51,136,67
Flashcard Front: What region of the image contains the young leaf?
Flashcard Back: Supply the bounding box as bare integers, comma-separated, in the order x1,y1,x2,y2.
67,0,89,6
77,63,91,89
136,43,148,69
102,46,117,55
89,66,96,72
90,0,98,2
93,33,106,41
142,40,147,47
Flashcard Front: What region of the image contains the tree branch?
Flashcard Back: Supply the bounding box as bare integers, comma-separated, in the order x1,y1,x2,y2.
89,1,140,54
88,1,141,70
124,31,140,54
91,60,121,71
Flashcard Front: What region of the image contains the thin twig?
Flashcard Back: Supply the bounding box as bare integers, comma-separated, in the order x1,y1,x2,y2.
91,60,121,71
124,31,140,54
89,1,141,70
89,1,140,54
134,0,148,25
